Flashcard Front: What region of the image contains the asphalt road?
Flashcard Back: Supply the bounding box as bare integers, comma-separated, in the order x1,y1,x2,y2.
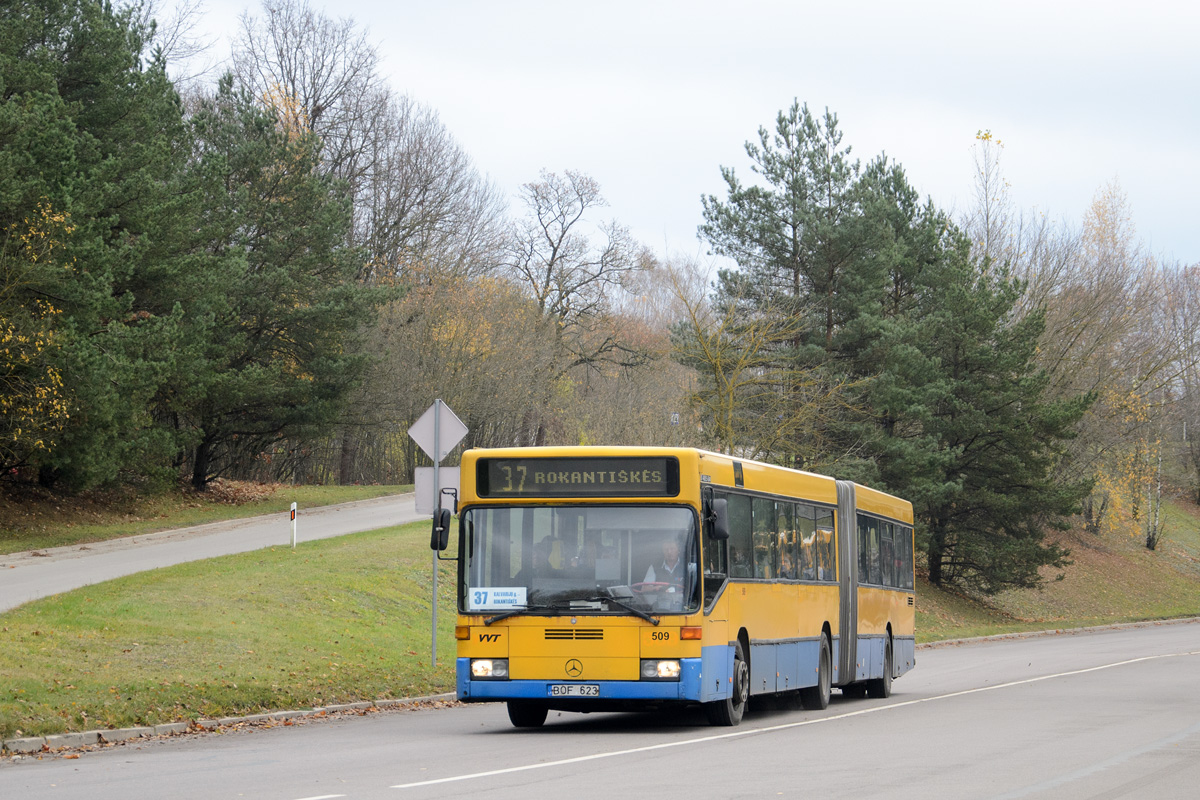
0,493,421,613
2,620,1197,799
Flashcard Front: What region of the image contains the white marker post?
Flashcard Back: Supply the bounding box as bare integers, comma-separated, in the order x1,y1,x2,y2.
290,502,297,549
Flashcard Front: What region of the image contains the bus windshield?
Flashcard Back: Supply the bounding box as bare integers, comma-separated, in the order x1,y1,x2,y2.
461,505,700,615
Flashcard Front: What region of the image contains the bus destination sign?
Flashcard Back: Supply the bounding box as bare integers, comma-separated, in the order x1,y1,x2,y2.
478,456,679,498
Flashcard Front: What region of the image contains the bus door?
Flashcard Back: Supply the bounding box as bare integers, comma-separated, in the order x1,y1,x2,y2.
835,480,858,685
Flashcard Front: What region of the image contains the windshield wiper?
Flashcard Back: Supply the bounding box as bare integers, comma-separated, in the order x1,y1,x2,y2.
483,604,558,626
484,597,660,627
586,596,660,625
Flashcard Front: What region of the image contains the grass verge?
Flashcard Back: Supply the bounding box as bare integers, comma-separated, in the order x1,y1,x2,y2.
0,482,410,556
1,520,453,739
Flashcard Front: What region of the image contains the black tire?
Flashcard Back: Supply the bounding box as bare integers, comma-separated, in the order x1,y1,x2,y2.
799,635,832,710
506,701,548,728
867,637,893,699
705,639,749,726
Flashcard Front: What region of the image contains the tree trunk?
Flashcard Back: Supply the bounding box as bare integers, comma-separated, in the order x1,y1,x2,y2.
338,428,357,485
192,441,212,491
926,523,946,586
927,550,942,586
37,465,58,489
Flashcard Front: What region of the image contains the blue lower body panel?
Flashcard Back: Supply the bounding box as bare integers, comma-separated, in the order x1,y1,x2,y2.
749,638,822,694
856,635,885,681
895,635,916,676
855,634,917,681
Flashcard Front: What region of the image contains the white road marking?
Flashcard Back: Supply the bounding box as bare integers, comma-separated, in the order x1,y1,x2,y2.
391,649,1200,790
293,795,347,800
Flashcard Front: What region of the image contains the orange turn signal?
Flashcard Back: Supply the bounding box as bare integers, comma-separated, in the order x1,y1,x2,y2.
680,627,703,640
455,626,470,640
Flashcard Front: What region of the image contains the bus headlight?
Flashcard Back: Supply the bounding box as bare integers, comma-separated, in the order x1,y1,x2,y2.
641,659,681,680
471,658,509,679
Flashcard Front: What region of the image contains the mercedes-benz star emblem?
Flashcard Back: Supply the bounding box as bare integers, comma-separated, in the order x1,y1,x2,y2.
565,659,583,677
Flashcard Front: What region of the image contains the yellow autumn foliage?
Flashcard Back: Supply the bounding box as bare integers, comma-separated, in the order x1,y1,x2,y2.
1,203,73,469
1089,386,1160,538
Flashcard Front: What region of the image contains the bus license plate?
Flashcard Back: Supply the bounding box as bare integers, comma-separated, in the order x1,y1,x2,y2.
550,684,599,697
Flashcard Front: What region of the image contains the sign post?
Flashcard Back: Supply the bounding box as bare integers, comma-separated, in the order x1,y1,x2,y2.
408,400,468,665
290,502,297,549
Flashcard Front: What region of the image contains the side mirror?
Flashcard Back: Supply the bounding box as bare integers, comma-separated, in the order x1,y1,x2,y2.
710,497,730,541
441,486,459,514
430,507,452,551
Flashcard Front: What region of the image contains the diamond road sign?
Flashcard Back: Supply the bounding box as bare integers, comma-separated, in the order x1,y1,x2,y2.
408,400,468,463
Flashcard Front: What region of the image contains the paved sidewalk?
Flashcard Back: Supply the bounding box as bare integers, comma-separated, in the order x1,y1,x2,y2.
0,493,421,613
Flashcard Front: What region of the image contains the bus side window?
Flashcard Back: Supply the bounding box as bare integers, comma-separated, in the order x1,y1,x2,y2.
814,507,834,581
901,525,914,589
723,493,752,578
752,496,776,579
857,514,871,584
881,521,895,587
872,520,883,585
776,501,796,579
796,503,816,580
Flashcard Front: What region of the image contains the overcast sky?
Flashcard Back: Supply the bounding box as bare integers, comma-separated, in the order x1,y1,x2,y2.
169,0,1198,266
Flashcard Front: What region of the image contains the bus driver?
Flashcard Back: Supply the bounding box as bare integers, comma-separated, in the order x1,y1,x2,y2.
644,538,684,586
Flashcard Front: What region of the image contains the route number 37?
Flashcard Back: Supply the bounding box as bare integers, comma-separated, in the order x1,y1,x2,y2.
500,465,527,493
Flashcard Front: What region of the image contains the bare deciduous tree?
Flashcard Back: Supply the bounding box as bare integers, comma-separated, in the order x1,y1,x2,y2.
666,257,840,459
505,170,643,335
960,136,1189,541
232,0,382,185
230,1,510,482
362,277,560,478
137,0,217,92
360,94,506,283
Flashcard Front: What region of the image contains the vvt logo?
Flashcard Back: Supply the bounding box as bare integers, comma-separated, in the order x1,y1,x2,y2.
478,633,500,643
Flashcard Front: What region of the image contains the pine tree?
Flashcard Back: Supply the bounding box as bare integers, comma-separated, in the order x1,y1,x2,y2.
1,0,192,489
868,239,1093,593
170,76,382,489
692,101,1093,594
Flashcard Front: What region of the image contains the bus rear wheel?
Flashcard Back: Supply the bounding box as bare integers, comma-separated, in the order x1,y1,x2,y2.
867,638,893,699
705,640,749,726
507,701,548,728
799,635,831,710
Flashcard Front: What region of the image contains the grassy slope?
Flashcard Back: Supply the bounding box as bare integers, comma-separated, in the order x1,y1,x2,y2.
917,497,1200,639
1,493,1197,739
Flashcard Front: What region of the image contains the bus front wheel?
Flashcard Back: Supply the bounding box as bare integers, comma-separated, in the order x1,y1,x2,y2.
507,701,548,728
705,640,749,726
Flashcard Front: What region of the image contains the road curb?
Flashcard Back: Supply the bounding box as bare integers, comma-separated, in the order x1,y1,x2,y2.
916,615,1200,649
1,692,457,757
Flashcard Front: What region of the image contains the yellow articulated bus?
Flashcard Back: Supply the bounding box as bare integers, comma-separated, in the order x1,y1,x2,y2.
430,446,915,727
